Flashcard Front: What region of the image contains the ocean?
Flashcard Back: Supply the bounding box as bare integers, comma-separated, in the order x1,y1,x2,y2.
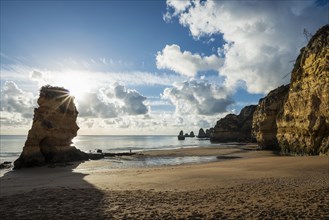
0,135,218,164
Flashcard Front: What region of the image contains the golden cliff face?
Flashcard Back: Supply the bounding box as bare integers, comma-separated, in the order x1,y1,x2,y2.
276,25,329,155
14,86,87,169
252,85,289,150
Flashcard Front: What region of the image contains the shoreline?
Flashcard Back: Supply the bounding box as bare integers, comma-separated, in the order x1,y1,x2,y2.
0,143,261,175
1,145,328,219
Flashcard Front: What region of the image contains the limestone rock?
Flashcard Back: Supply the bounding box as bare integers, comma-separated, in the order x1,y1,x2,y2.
178,130,185,140
211,105,257,142
205,129,212,138
276,25,329,155
189,131,195,137
197,128,206,138
14,85,89,169
252,85,290,150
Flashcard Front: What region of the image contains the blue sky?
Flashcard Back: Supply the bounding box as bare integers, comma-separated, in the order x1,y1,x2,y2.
1,0,328,135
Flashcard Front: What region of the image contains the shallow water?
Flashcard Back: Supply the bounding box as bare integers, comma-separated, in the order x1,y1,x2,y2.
100,156,218,170
0,135,219,163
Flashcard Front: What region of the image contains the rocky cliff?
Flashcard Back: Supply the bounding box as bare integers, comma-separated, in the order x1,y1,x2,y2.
211,105,257,142
252,85,290,150
276,25,329,155
14,85,89,169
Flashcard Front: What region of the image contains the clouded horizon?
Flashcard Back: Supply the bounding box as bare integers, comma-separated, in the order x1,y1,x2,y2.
1,0,328,135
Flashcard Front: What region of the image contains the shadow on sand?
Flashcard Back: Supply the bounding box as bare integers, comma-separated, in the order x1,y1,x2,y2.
0,161,111,219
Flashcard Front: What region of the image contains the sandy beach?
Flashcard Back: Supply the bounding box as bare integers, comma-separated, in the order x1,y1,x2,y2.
1,145,328,219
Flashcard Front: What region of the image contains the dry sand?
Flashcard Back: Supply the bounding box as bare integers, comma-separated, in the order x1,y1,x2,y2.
0,146,328,219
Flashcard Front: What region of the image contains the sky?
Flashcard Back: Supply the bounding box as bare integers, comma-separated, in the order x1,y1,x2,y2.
1,0,328,135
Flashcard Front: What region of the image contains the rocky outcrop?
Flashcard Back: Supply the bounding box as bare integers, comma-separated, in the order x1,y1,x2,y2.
197,128,206,138
189,131,195,137
211,105,257,142
196,128,212,138
205,129,213,138
252,85,290,150
178,130,185,140
0,161,12,169
14,85,89,169
276,25,329,155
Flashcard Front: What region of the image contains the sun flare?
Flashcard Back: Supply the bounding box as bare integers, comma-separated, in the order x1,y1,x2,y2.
55,71,91,101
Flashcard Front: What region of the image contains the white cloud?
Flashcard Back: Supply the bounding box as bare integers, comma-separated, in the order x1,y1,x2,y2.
162,80,233,115
166,0,328,93
156,44,223,77
167,0,191,14
76,111,223,135
0,81,36,118
0,63,187,134
144,99,171,107
29,70,48,87
163,0,192,21
0,81,36,133
1,64,188,90
101,83,148,115
30,70,43,79
78,83,148,118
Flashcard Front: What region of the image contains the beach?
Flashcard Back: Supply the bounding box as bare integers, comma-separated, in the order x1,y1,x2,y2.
1,145,328,219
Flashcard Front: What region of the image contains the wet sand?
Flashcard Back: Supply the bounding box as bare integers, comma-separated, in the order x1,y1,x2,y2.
1,146,328,219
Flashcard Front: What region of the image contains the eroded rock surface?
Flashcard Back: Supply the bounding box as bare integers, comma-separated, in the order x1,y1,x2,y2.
211,105,257,142
14,86,89,169
252,85,290,150
276,25,329,155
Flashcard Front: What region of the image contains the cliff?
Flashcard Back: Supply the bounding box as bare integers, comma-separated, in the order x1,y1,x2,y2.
252,85,290,150
14,85,89,169
276,25,329,155
211,105,257,142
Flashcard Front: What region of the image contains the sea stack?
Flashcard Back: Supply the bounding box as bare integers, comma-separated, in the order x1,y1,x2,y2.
14,85,89,169
178,130,185,140
197,128,206,138
276,25,329,155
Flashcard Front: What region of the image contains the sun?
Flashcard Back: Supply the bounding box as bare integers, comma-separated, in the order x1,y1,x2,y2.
55,71,91,101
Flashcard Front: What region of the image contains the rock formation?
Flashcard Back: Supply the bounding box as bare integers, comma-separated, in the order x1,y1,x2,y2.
211,105,257,142
205,128,214,138
189,131,195,137
252,85,290,150
14,85,89,169
197,128,206,138
276,25,329,155
178,130,185,140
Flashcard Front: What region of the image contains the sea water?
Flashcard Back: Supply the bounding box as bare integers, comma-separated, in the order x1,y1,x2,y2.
0,135,27,163
0,135,218,165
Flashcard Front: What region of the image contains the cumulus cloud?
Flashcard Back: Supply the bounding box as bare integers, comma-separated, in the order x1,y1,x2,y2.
162,80,233,115
166,0,328,93
0,81,35,118
29,70,48,87
101,84,148,115
163,0,192,21
78,83,148,118
156,44,223,77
